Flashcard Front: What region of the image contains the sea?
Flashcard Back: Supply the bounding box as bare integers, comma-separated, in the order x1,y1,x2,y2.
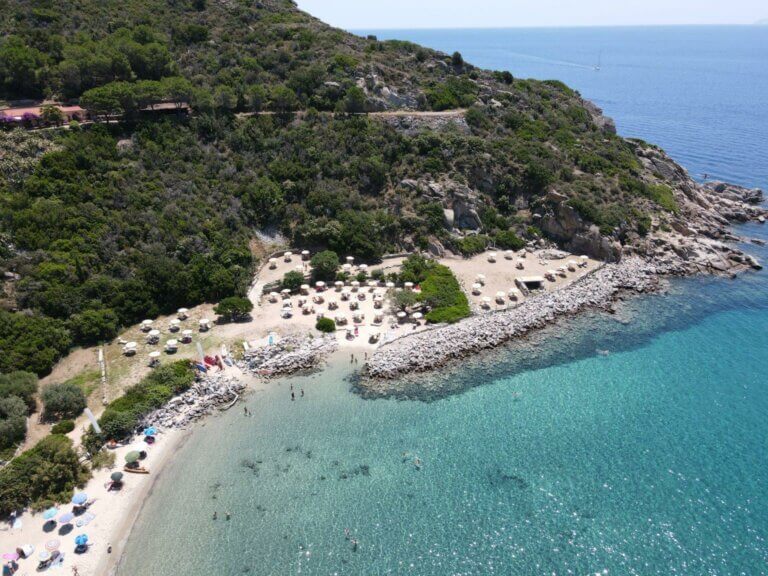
119,27,768,575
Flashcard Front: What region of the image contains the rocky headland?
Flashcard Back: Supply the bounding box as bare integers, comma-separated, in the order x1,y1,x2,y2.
362,163,767,387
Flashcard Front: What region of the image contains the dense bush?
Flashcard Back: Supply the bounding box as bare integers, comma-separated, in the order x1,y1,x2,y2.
455,235,490,257
42,383,87,421
214,297,254,322
69,309,120,344
0,371,38,412
310,251,340,281
0,434,89,516
0,395,27,451
315,317,336,333
281,271,305,292
0,312,71,375
493,230,526,251
51,419,75,435
419,265,471,324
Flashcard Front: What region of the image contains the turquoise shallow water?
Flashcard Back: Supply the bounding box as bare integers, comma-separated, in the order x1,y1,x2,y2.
120,237,768,574
120,28,768,575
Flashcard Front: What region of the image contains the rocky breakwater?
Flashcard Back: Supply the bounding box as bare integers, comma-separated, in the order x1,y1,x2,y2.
141,373,246,430
238,335,338,378
364,257,659,382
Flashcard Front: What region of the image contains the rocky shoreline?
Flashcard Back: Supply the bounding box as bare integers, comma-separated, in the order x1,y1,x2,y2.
238,334,339,377
141,335,338,430
363,256,662,383
141,373,247,430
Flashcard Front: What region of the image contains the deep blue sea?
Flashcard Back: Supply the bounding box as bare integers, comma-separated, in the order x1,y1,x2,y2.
120,28,768,575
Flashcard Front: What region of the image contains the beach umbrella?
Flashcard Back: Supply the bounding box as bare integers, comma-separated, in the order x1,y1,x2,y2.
42,507,58,521
74,534,88,547
38,550,51,562
1,553,18,561
71,492,88,506
143,427,157,437
111,471,124,482
125,451,141,464
58,512,74,524
45,540,60,552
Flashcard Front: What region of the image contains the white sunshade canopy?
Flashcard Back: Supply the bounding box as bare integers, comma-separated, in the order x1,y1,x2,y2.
148,329,160,336
182,330,193,336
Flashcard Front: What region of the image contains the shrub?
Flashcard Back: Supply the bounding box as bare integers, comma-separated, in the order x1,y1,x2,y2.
281,270,305,292
310,251,340,281
90,449,115,470
455,235,489,257
0,371,38,412
51,419,75,435
0,396,27,450
493,230,526,251
0,434,89,515
69,309,120,344
418,265,470,324
214,296,254,322
315,317,336,333
42,383,87,421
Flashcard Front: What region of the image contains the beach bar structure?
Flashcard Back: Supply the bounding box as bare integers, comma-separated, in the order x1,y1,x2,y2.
516,276,545,291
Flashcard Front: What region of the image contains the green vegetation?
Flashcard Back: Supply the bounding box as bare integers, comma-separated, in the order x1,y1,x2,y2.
42,382,87,421
0,371,38,453
281,270,305,293
0,395,27,452
214,296,254,322
396,255,470,324
85,361,194,451
420,265,471,324
310,251,340,281
50,419,75,435
0,433,89,516
0,0,683,376
315,317,336,333
455,235,490,257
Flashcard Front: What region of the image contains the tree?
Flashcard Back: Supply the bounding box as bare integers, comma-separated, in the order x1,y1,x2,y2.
340,86,367,114
269,85,300,114
451,51,464,68
0,395,27,450
69,309,120,344
0,371,38,412
42,383,87,421
310,251,340,282
214,296,254,322
315,317,336,333
391,289,419,312
40,105,65,126
281,271,305,292
0,434,89,516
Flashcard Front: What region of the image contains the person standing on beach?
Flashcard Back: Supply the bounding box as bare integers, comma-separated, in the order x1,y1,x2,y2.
291,391,295,401
300,389,304,398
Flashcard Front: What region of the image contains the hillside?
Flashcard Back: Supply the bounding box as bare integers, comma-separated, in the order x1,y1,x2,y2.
0,0,762,375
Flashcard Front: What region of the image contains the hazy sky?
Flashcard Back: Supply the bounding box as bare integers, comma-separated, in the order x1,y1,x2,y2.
296,0,765,29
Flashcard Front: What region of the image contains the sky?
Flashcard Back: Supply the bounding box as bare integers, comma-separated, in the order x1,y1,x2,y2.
296,0,765,29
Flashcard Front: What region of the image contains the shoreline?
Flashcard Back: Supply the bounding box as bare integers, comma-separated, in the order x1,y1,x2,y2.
361,255,713,385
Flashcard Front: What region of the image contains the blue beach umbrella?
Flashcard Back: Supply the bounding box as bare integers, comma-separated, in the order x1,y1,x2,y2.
143,427,157,437
42,508,58,521
74,534,88,547
71,492,88,505
58,512,74,524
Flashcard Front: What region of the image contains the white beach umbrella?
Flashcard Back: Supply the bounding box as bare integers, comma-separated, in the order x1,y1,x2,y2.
404,282,414,289
385,282,395,289
412,312,423,320
346,256,355,264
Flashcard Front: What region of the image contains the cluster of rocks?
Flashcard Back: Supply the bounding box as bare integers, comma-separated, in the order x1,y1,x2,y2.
238,335,338,377
141,373,246,429
364,257,663,380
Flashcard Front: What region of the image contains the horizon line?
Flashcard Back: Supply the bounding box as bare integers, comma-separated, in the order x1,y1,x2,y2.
349,23,765,31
